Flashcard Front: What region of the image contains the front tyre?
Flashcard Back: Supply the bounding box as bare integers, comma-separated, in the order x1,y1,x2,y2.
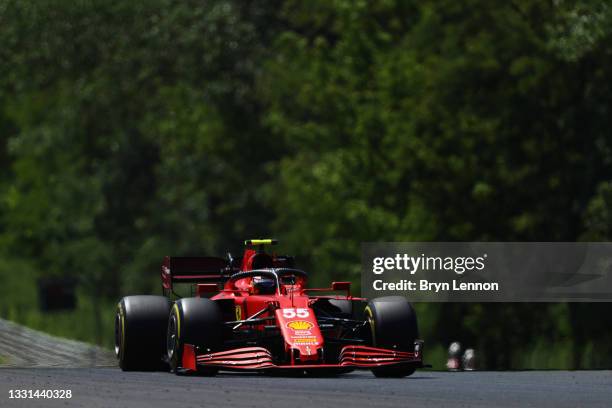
365,296,419,378
167,298,223,375
115,295,171,371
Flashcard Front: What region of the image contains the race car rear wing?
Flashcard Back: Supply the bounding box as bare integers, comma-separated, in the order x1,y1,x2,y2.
161,253,297,295
161,256,231,294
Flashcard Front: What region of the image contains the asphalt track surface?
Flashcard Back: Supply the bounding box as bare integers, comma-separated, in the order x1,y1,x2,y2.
0,368,611,408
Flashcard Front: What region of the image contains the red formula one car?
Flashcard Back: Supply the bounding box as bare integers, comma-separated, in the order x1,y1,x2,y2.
115,239,424,377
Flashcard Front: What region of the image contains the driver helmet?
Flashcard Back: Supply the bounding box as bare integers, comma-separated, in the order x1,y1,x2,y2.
252,275,276,295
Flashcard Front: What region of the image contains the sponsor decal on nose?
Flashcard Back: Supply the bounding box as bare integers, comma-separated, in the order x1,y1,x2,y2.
286,321,313,330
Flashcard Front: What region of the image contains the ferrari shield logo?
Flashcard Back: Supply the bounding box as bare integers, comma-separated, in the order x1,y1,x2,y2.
235,305,242,320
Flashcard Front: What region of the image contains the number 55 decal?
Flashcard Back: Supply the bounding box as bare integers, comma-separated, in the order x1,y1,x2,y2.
282,308,309,318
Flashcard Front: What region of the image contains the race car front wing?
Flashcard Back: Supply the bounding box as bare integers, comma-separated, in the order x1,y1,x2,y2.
181,343,424,373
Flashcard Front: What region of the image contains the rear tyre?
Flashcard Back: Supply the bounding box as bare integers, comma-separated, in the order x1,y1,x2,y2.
115,295,171,371
365,296,419,378
166,298,223,376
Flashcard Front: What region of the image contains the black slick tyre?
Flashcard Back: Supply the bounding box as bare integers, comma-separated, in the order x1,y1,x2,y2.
115,295,171,371
166,297,223,376
365,296,419,378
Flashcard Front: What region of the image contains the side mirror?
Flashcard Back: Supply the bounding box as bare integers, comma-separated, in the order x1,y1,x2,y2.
331,281,351,293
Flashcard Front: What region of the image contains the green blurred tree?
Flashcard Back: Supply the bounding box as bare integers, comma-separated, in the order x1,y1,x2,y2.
0,0,285,342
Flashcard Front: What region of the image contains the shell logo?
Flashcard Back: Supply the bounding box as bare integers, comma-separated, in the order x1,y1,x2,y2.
287,320,313,330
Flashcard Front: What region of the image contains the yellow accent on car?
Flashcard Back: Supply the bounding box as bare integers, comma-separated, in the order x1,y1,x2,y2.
244,239,277,246
235,305,242,321
287,320,313,330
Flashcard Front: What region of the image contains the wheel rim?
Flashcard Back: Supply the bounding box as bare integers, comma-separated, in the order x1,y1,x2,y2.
114,310,123,357
364,306,376,346
167,313,178,360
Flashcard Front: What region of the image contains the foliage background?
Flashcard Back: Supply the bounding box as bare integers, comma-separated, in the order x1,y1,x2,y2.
1,0,612,369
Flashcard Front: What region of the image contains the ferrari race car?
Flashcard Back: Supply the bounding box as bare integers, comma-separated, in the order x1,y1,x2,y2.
115,239,424,377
